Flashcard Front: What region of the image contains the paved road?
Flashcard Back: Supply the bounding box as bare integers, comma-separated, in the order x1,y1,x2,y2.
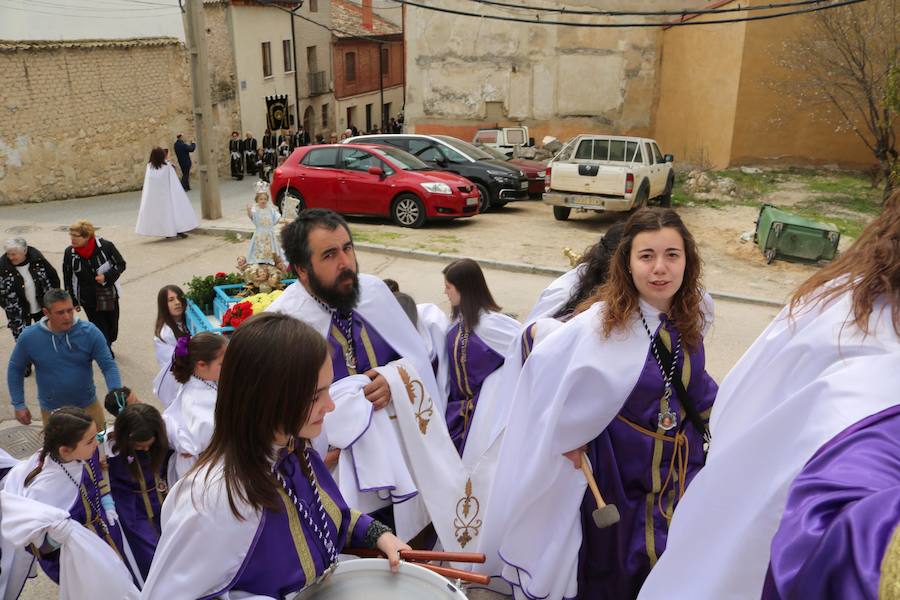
0,194,780,599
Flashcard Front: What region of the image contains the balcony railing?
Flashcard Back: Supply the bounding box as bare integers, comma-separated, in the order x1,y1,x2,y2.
308,71,327,96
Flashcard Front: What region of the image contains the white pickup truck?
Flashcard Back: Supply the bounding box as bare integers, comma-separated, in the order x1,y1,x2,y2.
543,135,674,220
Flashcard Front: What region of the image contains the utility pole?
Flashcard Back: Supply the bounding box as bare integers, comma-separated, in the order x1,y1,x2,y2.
182,0,222,219
290,4,302,131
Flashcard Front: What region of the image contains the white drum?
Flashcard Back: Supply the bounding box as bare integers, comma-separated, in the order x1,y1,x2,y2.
294,558,468,599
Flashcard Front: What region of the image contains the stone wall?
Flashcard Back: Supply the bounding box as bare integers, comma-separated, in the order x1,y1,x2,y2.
0,32,241,205
0,39,191,204
403,0,707,143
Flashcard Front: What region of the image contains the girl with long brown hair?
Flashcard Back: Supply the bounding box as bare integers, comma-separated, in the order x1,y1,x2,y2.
161,332,227,481
641,190,900,599
483,208,718,600
153,284,188,370
104,403,171,580
441,258,520,454
141,312,409,598
1,407,143,593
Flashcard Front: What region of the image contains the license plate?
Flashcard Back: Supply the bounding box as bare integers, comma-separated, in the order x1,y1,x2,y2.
568,195,604,207
466,196,478,206
520,181,528,190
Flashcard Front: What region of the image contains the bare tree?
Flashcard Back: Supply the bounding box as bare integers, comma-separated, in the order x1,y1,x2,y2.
779,0,897,199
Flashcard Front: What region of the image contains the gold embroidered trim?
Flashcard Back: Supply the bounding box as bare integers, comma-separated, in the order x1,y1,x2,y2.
278,488,316,584
346,510,362,545
399,367,432,434
453,478,482,548
330,324,357,375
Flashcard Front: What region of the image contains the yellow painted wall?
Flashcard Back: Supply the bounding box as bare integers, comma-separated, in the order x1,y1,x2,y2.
729,3,876,168
654,11,748,168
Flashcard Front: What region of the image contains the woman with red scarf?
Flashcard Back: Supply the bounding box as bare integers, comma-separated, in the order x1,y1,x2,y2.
62,220,126,355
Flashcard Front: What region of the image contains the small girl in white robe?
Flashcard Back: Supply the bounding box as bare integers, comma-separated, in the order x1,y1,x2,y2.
0,407,143,596
161,332,228,482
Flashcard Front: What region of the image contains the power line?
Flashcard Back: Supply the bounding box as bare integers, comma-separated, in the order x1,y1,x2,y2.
392,0,866,27
464,0,835,17
258,1,404,45
0,1,179,18
4,0,180,12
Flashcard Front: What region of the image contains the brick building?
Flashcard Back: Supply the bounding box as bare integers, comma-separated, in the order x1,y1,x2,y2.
331,0,404,134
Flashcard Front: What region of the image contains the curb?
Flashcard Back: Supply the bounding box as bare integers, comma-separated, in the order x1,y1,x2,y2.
194,226,786,309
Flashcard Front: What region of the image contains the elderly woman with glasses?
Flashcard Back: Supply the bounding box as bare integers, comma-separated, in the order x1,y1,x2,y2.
62,220,126,356
0,238,60,376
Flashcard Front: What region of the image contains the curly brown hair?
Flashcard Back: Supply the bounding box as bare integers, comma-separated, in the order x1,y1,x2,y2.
594,208,706,351
789,189,900,336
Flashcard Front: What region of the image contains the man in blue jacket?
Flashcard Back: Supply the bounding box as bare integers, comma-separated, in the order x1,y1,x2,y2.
173,133,196,191
7,288,120,431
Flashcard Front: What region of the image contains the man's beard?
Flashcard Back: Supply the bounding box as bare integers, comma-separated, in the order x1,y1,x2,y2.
308,267,360,313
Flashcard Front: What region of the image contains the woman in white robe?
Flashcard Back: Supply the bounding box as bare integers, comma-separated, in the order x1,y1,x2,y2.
639,189,900,599
441,259,520,456
142,312,410,599
135,148,199,238
0,408,142,598
160,332,227,482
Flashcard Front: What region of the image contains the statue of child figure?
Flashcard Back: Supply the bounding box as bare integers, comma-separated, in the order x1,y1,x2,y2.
245,184,285,266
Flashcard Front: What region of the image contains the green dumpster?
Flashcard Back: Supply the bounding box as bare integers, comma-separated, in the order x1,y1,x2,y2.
754,204,840,265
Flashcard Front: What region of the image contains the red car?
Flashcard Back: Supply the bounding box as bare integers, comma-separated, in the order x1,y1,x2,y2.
270,144,480,228
475,144,548,196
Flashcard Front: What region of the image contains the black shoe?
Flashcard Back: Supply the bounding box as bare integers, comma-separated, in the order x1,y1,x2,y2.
24,364,32,377
177,232,188,239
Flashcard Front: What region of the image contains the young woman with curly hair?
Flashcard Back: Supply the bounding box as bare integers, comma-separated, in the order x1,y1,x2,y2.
482,208,719,600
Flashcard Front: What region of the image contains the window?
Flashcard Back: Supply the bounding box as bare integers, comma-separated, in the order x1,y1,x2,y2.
365,103,372,131
261,42,272,78
283,40,293,72
302,148,338,167
608,141,626,162
474,130,498,144
340,148,381,172
309,0,318,12
345,52,356,82
306,46,318,72
321,103,329,128
575,139,608,161
381,47,389,76
505,128,527,145
652,143,665,164
408,140,445,162
644,143,654,164
626,141,640,162
439,144,467,163
346,106,357,130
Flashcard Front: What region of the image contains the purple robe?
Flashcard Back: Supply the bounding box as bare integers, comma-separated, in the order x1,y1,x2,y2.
328,311,400,381
32,450,134,585
445,322,505,455
220,448,373,598
107,449,171,579
577,320,717,599
762,404,900,600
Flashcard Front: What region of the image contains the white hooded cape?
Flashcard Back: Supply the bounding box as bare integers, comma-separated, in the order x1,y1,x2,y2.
135,163,199,237
162,377,216,482
0,454,141,599
639,290,900,599
266,276,442,540
139,460,264,599
524,265,584,324
481,301,662,599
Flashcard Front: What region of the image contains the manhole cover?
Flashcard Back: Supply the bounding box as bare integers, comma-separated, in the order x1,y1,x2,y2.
0,425,43,459
4,225,36,234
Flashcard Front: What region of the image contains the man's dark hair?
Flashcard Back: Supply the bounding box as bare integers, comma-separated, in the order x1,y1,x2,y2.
42,288,71,309
280,208,353,273
176,133,183,139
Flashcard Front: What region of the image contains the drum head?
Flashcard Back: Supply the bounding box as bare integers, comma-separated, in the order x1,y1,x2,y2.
295,558,468,599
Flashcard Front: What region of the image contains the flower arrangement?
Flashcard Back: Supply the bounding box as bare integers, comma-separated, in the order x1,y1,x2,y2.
185,272,243,312
220,290,284,329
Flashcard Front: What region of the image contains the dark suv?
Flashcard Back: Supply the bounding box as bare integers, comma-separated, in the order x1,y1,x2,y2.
345,134,528,212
